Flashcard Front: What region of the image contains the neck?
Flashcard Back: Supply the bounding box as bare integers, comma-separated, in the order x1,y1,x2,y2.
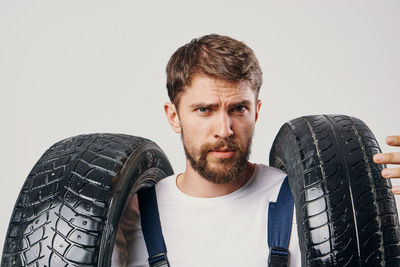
176,161,255,198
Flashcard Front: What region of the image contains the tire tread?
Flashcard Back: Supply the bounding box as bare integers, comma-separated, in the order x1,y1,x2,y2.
270,115,400,266
2,133,173,266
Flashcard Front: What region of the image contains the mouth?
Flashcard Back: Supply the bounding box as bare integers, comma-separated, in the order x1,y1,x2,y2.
209,147,235,159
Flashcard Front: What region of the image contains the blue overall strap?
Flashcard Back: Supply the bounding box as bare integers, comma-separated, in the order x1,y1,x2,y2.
137,186,170,267
267,176,294,267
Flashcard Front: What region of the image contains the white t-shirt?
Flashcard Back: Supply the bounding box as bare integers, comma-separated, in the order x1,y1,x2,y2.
112,164,301,267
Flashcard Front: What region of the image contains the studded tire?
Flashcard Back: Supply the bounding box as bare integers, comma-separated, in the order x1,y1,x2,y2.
1,133,173,267
269,115,400,267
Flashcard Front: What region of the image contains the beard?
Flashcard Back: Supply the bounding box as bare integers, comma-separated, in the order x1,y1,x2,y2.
182,133,252,184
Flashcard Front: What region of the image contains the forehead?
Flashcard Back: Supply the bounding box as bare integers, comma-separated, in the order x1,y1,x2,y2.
179,74,256,104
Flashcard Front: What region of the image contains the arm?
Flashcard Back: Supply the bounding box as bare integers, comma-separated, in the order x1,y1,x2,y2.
373,136,400,194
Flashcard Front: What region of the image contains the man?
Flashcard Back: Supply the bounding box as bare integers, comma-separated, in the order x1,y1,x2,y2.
112,34,400,266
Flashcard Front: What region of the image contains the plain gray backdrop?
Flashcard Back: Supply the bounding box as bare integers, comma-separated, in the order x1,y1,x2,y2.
1,1,399,254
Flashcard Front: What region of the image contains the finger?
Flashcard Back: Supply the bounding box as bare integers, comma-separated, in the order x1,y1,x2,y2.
381,167,400,178
386,136,400,147
373,152,400,164
391,185,400,195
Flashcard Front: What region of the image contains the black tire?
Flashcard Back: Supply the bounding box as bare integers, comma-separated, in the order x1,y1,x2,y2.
269,115,400,267
1,133,173,267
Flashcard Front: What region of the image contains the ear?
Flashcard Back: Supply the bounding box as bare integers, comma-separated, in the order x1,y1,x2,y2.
164,102,182,133
255,99,262,122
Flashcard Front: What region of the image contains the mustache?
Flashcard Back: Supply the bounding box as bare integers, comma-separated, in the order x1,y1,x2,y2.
200,139,240,154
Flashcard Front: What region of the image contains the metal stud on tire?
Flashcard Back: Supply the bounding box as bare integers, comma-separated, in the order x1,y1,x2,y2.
1,134,173,267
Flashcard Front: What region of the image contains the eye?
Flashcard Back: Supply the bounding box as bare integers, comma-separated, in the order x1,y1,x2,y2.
232,105,247,113
196,107,210,113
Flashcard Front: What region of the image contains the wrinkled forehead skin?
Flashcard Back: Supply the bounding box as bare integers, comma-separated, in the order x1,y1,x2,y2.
175,74,259,110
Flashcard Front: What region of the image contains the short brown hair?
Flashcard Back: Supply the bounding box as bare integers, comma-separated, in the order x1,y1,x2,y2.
166,34,263,106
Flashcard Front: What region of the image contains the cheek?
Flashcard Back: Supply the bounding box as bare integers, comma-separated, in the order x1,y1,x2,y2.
233,118,256,135
182,121,202,137
181,123,202,148
183,117,213,136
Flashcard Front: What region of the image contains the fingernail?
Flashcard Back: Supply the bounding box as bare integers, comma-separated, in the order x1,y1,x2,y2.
374,154,383,163
387,136,395,144
392,187,400,195
382,169,392,177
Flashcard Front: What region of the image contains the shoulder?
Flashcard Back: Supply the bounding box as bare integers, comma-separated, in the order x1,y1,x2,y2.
249,164,288,202
156,173,176,186
154,173,180,202
252,164,287,185
155,173,176,191
255,164,286,179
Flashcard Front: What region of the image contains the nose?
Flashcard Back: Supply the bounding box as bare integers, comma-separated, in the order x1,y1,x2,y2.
215,112,233,139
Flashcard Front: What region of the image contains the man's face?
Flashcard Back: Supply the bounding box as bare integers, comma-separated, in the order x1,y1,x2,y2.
166,74,261,184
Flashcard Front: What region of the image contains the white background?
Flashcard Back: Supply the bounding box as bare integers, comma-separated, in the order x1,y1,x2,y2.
0,1,399,254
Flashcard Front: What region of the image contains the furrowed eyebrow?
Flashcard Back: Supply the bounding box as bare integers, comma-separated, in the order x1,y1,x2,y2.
228,100,252,108
189,103,219,109
189,100,253,110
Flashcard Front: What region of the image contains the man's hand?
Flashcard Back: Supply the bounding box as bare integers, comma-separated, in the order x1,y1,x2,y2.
373,136,400,194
